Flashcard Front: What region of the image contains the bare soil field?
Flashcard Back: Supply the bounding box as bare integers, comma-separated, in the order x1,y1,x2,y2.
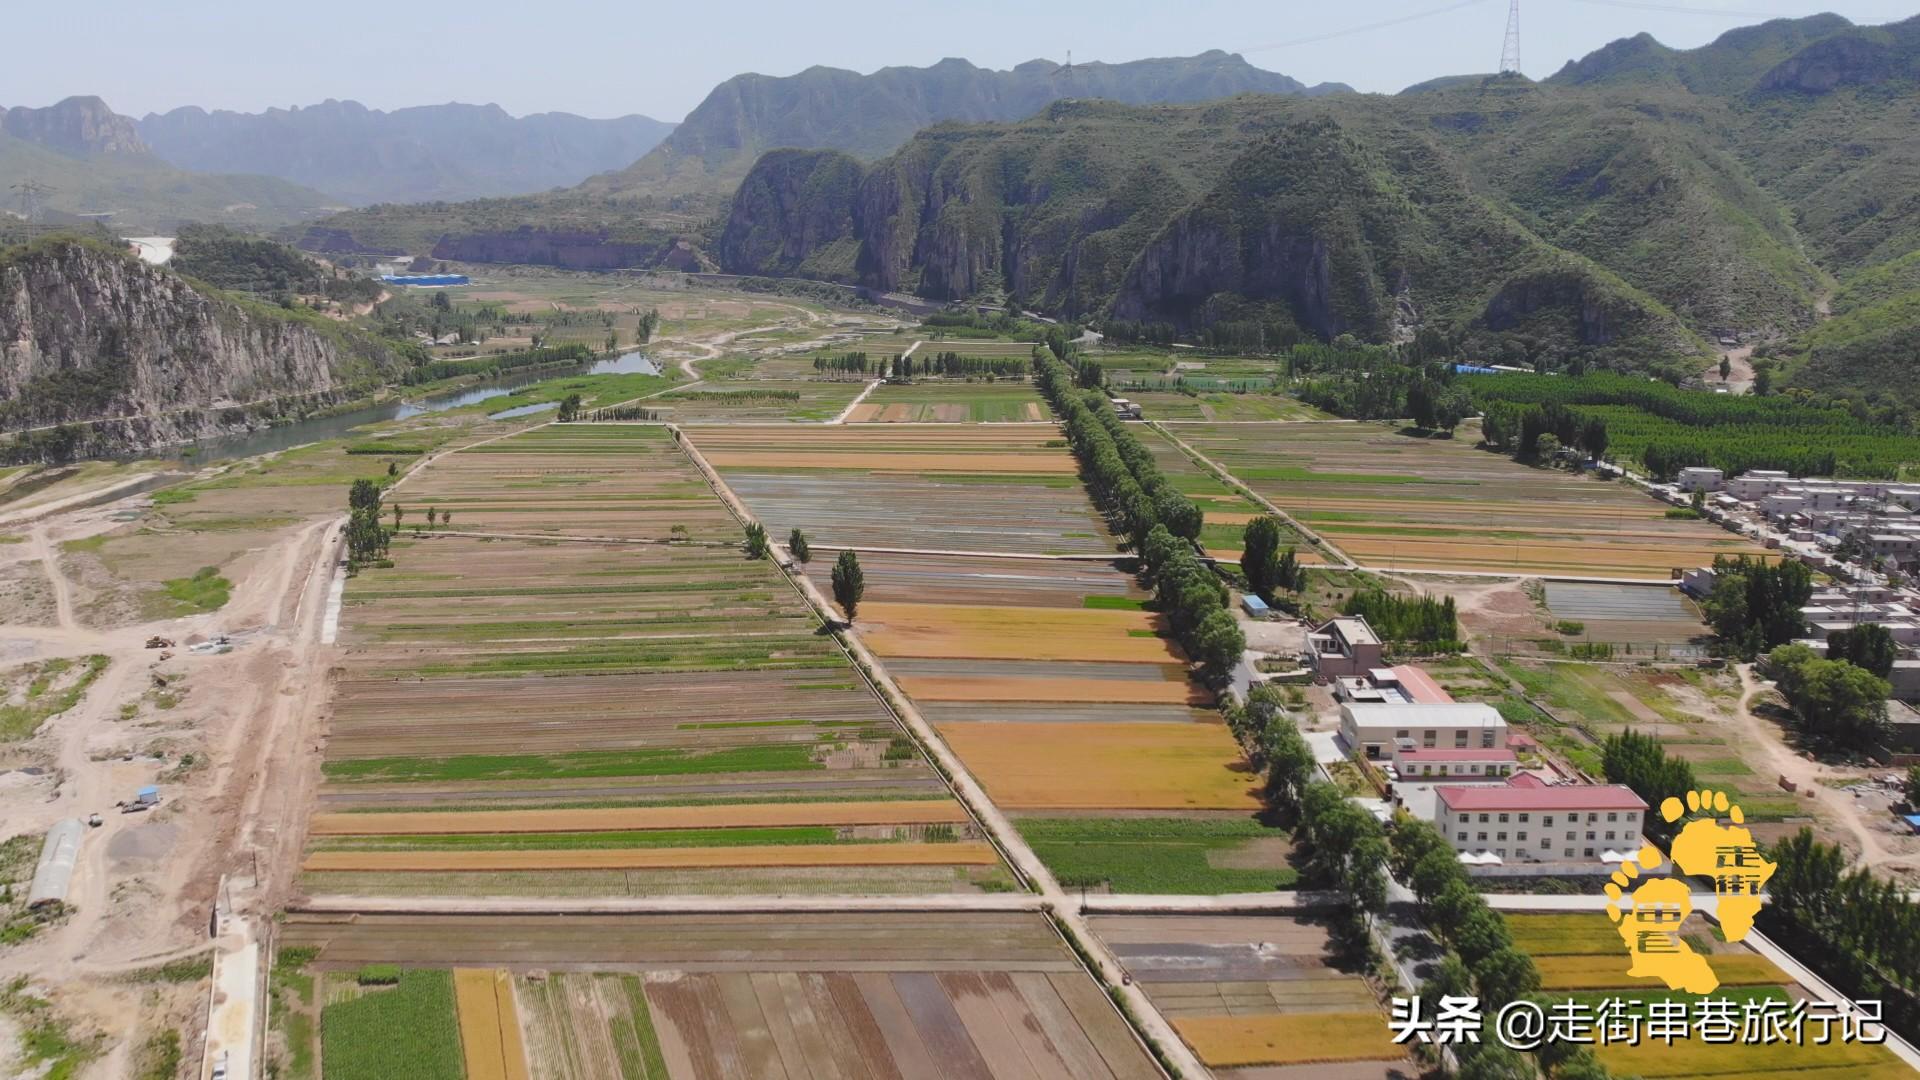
456,968,531,1080
802,551,1145,609
847,381,1047,423
1171,421,1771,578
1092,915,1408,1077
391,425,736,541
304,842,1000,872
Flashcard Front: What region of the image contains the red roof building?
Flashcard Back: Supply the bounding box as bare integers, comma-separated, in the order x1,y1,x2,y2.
1433,779,1647,865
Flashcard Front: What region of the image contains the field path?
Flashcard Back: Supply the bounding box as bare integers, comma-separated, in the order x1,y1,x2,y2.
29,525,78,631
828,379,883,424
1148,421,1358,570
663,428,1205,1077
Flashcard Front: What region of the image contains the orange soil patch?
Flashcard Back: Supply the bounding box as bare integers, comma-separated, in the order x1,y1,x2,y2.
936,722,1258,810
303,842,1001,872
859,602,1184,663
1174,1013,1403,1068
454,969,530,1080
309,800,968,836
898,675,1210,706
1023,403,1045,421
1206,512,1263,526
844,404,884,422
703,451,1076,474
1204,547,1327,566
1330,536,1758,576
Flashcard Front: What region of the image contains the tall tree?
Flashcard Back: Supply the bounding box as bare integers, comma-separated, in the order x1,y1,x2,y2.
1828,623,1897,679
743,522,770,560
831,550,865,620
788,528,811,564
1241,517,1282,599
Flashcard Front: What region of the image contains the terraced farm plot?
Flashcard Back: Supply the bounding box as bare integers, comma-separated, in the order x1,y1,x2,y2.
308,429,1003,899
802,551,1146,609
690,425,1112,553
393,424,735,541
1505,912,1912,1078
280,912,1160,1080
1093,915,1407,1078
1129,393,1328,422
1169,421,1771,578
847,381,1047,423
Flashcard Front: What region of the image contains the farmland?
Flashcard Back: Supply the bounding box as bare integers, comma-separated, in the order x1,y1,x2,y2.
1092,915,1408,1077
846,381,1047,423
1506,912,1912,1078
1166,421,1772,578
691,425,1112,553
306,421,1007,899
277,912,1162,1079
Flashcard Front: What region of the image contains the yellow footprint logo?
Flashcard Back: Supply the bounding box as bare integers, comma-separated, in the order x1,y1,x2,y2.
1602,789,1776,994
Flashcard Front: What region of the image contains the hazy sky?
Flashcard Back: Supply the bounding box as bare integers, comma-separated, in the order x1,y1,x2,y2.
4,0,1915,120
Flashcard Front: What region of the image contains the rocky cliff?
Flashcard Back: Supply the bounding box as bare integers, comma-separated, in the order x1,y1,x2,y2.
2,96,146,156
0,238,417,455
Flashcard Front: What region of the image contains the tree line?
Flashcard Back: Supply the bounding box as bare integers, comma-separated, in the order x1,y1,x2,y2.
400,343,594,386
1034,350,1242,684
1341,589,1462,652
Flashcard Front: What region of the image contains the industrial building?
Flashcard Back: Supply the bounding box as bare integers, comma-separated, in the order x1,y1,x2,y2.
1391,744,1519,781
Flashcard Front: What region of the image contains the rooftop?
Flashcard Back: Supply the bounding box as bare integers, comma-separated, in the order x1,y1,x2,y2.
1342,702,1505,730
1389,665,1455,705
1324,617,1380,648
1438,781,1646,813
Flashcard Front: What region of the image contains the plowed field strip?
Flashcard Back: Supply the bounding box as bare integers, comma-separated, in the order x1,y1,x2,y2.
1172,1012,1404,1067
897,676,1209,705
303,842,1000,872
703,452,1076,474
311,800,967,836
937,721,1258,811
455,968,530,1080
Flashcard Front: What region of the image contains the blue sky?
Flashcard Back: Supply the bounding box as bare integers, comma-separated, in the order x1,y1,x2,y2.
4,0,1915,120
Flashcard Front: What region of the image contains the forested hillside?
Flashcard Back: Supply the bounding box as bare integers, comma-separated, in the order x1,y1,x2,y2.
716,14,1920,400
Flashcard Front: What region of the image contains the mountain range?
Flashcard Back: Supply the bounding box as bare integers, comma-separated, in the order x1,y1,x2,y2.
137,100,675,205
1,96,337,232
713,14,1920,405
298,51,1350,259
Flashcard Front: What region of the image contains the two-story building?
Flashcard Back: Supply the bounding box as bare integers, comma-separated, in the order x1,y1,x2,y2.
1433,777,1647,864
1339,702,1506,761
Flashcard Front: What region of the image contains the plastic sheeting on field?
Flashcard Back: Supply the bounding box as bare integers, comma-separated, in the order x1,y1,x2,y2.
27,818,85,907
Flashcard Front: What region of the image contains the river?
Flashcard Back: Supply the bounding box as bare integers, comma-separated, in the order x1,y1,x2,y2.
153,351,659,466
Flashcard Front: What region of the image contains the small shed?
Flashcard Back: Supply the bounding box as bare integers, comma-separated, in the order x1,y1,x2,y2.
1905,815,1920,835
1241,594,1271,619
134,785,160,807
27,819,86,908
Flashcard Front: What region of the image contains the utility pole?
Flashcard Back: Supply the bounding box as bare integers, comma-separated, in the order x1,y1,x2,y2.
1499,0,1523,76
10,180,53,243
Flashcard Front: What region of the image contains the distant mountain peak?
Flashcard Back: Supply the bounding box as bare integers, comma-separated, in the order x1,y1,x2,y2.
1,95,147,157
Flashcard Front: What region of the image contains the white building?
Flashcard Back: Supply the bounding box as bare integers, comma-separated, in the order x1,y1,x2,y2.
1339,702,1506,761
1390,745,1519,781
1676,467,1724,493
1434,777,1647,864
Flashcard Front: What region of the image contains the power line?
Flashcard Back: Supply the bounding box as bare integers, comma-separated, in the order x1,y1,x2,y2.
1240,0,1494,53
1570,0,1798,18
1500,0,1524,74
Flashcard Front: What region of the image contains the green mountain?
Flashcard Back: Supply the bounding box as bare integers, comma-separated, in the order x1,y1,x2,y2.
300,52,1346,266
717,13,1920,400
1,97,338,232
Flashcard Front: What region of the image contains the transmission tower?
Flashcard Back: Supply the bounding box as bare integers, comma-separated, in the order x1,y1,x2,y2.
1499,0,1523,75
10,180,53,243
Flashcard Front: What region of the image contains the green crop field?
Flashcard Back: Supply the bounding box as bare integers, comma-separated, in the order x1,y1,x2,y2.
1018,817,1297,894
318,970,463,1080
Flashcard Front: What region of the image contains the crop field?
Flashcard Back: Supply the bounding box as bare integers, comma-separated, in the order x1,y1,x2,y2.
319,968,465,1080
689,426,1112,553
281,912,1158,1080
1138,427,1322,563
856,602,1184,663
388,425,736,541
1018,819,1296,894
1126,392,1327,422
801,551,1146,609
1168,421,1772,578
307,427,1006,899
846,381,1047,423
1092,915,1407,1076
455,969,531,1080
938,722,1259,810
647,381,868,423
1543,581,1709,644
1506,913,1910,1078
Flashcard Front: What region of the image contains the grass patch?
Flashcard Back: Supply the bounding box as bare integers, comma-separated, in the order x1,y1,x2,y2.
1082,595,1146,610
158,566,232,614
319,826,846,851
319,969,462,1080
0,654,110,742
1017,817,1295,894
